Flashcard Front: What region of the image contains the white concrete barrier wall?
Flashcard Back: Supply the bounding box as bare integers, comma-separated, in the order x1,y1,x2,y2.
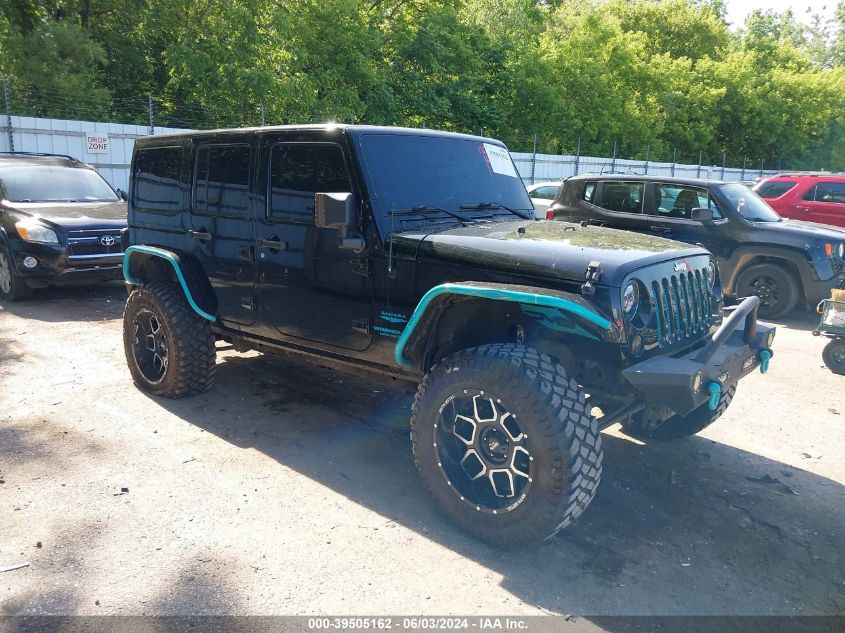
2,115,781,191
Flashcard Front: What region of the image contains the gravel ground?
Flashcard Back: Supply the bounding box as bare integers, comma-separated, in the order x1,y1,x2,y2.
1,283,843,617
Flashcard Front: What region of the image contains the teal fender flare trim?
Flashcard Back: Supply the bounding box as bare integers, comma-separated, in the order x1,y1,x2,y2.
394,283,613,368
123,245,216,322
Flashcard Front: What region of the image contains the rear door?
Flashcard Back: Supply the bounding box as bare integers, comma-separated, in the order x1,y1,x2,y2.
802,181,845,227
185,139,257,325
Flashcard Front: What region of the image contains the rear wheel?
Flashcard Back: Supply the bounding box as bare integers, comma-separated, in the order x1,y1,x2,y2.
822,339,845,375
736,264,798,319
411,344,602,546
123,282,216,397
622,385,737,441
0,246,33,302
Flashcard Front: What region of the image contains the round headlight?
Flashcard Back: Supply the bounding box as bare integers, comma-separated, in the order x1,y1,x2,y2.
622,281,639,317
705,261,717,290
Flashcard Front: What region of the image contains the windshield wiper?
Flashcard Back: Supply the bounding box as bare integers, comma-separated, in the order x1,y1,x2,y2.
460,202,532,220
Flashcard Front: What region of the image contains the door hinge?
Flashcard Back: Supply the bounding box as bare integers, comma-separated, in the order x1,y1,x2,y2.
352,318,370,335
581,260,602,296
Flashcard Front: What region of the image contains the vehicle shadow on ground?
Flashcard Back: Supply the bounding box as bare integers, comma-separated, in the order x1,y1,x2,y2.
144,351,845,616
0,283,125,323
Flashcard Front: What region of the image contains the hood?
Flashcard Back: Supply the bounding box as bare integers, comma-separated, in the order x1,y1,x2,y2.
4,200,127,229
392,220,708,284
759,218,845,241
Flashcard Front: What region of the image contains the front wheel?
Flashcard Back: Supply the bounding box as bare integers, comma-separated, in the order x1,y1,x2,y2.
411,344,602,547
622,385,737,441
123,282,217,397
822,339,845,375
736,264,798,320
0,245,33,302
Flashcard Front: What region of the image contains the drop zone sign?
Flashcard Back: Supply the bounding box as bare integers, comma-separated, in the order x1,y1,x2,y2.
85,134,110,154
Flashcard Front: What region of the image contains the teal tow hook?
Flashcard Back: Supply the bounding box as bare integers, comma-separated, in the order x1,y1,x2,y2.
707,382,722,411
759,348,773,374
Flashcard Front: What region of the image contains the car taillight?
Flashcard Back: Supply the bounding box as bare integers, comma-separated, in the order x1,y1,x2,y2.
545,209,554,220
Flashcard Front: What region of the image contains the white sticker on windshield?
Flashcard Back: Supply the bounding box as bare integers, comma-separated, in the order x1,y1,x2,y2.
482,143,518,178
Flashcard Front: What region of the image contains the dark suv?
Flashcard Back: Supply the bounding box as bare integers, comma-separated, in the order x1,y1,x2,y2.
122,125,775,545
0,152,127,301
546,175,845,319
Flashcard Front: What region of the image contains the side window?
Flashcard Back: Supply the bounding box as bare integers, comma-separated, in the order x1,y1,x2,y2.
803,185,817,201
193,145,251,216
599,181,644,214
652,184,717,220
269,143,351,221
810,181,845,204
532,186,558,200
756,180,797,198
583,182,596,203
133,147,182,213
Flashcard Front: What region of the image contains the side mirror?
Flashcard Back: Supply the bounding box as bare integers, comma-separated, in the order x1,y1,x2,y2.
690,207,714,224
315,192,355,229
116,188,128,201
314,192,364,252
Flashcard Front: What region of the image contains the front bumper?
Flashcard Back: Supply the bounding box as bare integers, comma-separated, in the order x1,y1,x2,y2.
803,273,845,306
12,241,123,288
622,296,775,416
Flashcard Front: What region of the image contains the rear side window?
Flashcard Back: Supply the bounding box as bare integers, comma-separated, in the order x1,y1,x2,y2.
531,185,559,200
583,182,596,202
193,145,251,216
652,183,722,219
599,181,644,213
269,143,351,221
756,180,796,198
133,147,182,212
804,181,845,204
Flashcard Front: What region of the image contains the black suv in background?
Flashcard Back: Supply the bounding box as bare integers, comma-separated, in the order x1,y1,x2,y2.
546,175,845,319
122,125,774,545
0,152,127,301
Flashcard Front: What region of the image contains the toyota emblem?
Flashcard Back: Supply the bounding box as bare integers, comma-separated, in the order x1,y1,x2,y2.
100,235,116,246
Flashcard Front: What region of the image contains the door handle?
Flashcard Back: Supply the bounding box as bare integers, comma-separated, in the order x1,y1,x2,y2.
650,225,671,233
256,237,287,250
187,229,212,241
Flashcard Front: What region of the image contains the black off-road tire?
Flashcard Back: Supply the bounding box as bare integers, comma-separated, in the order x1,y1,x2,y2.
0,245,33,302
736,263,798,320
822,339,845,375
123,282,216,397
411,344,602,547
622,385,737,442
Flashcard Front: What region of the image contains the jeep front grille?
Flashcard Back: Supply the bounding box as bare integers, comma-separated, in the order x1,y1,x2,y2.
651,269,713,346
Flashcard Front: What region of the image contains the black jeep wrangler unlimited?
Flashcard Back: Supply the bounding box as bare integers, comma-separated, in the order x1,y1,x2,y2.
122,125,775,545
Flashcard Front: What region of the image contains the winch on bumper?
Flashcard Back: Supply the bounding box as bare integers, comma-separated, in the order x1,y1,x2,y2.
622,296,775,416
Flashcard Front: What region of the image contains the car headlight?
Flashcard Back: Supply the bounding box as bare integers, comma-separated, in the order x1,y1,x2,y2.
705,261,717,291
838,242,845,260
15,221,59,244
622,281,639,318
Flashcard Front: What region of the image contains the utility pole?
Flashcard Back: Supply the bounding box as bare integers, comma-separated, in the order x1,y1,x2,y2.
530,134,537,185
3,78,13,152
148,93,155,135
644,145,650,175
611,139,617,172
697,150,703,178
671,147,677,176
574,137,581,176
721,151,726,179
741,155,747,181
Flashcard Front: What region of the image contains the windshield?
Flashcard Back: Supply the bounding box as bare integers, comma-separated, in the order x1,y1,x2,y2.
355,133,534,236
719,183,781,223
0,164,119,203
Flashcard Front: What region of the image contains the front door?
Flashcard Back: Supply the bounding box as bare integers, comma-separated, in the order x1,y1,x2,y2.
185,140,257,325
253,135,372,351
